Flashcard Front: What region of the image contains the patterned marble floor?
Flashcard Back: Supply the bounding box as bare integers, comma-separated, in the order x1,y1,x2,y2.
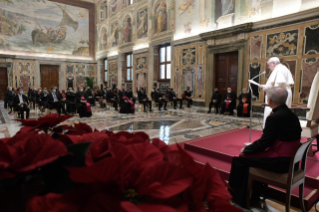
0,101,316,212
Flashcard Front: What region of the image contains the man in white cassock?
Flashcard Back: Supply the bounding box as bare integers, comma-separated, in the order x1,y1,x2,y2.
259,57,294,127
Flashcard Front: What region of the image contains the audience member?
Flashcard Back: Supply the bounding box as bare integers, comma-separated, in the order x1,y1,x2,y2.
13,87,29,119
207,87,222,114
183,86,193,108
221,87,237,115
237,88,251,117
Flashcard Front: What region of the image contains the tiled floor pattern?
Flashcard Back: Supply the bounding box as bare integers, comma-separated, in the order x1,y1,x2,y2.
0,102,316,211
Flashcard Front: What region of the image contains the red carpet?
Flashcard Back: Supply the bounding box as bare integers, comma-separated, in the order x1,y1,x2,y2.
184,128,319,210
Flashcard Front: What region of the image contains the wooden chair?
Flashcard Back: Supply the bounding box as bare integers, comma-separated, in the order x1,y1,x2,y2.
246,139,314,211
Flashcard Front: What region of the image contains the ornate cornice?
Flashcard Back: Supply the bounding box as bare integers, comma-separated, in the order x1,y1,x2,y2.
199,23,253,40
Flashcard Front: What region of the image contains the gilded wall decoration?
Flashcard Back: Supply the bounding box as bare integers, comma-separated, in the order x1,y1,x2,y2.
300,57,319,103
266,29,299,58
196,66,204,98
249,63,261,100
6,64,13,87
250,36,262,60
65,63,97,90
182,48,196,66
182,67,195,92
108,60,118,87
303,24,319,55
12,60,37,92
134,53,148,92
137,8,148,39
110,0,118,15
282,60,297,102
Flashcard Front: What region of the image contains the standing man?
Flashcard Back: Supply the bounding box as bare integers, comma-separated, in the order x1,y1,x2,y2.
183,86,193,108
259,57,294,127
221,87,237,115
207,87,222,114
237,88,251,117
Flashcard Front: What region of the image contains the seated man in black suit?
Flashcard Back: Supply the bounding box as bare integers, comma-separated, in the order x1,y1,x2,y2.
228,87,302,208
30,86,37,109
237,88,251,117
106,87,118,111
13,88,30,119
66,87,77,114
48,86,67,116
167,87,182,109
221,87,237,115
154,87,167,111
138,86,152,112
208,87,222,114
183,86,193,108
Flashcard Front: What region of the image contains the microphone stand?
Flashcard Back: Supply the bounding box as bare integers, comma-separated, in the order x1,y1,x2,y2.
244,72,264,146
244,82,254,146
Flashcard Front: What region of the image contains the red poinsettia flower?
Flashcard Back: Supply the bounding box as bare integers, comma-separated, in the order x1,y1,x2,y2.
0,133,69,179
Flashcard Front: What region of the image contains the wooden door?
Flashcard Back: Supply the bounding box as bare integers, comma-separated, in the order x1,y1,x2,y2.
0,67,8,100
215,51,238,96
40,65,59,89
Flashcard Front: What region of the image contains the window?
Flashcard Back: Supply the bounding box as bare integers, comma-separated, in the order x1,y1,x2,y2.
104,59,108,83
100,1,107,20
159,44,171,80
126,53,133,82
125,0,133,6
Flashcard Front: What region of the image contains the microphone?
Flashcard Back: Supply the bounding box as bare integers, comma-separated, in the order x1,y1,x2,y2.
251,71,266,80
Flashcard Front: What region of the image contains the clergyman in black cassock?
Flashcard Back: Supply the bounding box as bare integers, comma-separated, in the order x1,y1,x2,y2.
75,87,92,118
207,88,222,113
228,87,302,208
237,88,251,117
221,87,237,115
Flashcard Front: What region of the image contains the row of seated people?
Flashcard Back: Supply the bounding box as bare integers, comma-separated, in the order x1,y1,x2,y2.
4,85,92,119
207,87,251,117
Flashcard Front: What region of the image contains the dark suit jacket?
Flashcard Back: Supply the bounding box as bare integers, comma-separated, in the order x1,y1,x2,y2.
243,104,302,154
211,91,222,103
13,94,29,107
66,91,76,104
168,90,178,101
154,91,164,102
125,90,133,99
138,90,148,102
184,90,192,98
106,91,115,102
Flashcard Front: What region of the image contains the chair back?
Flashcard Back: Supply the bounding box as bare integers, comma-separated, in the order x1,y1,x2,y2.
182,93,185,99
306,71,319,122
287,139,314,184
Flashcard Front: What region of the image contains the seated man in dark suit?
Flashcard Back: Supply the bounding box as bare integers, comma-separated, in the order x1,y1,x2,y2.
106,87,118,111
48,86,67,116
167,87,182,109
208,87,222,114
237,88,251,117
154,87,167,111
66,87,77,114
138,86,152,112
221,87,237,115
13,87,30,119
183,86,193,108
228,87,302,208
30,86,37,109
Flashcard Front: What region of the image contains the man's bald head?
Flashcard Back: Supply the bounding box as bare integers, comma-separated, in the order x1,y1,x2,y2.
266,87,288,106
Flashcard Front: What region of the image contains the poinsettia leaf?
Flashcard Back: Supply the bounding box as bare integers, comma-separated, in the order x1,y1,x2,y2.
65,142,92,167
207,200,244,212
137,162,193,199
67,157,120,184
82,191,122,212
0,141,15,163
126,142,163,167
73,122,93,133
121,201,178,212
